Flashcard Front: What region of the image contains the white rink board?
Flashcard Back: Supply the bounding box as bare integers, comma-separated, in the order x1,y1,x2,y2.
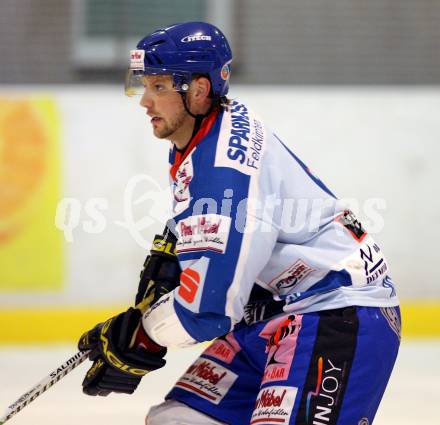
0,341,438,425
0,85,439,307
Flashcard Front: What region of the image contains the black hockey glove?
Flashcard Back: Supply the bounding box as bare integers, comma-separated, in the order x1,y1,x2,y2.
78,307,166,396
135,226,181,308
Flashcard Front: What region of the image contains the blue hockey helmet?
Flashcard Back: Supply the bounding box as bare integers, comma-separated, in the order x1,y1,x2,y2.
125,21,232,98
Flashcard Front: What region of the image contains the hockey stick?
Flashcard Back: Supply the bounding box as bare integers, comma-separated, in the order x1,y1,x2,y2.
0,350,90,424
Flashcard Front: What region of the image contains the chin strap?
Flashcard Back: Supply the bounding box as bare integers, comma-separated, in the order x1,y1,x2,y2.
180,91,217,119
179,91,218,150
189,114,204,143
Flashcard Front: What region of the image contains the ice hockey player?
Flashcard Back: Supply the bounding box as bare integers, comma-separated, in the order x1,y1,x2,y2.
78,21,401,425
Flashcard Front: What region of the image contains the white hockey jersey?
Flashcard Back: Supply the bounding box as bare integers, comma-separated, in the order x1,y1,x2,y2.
142,100,398,348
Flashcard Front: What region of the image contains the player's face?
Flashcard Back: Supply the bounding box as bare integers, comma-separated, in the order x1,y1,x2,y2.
139,75,192,142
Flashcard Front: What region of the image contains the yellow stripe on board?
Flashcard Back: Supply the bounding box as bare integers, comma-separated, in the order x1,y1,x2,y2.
0,302,439,344
400,302,440,338
0,306,124,344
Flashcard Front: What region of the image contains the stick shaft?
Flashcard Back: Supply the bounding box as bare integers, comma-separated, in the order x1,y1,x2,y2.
0,350,90,424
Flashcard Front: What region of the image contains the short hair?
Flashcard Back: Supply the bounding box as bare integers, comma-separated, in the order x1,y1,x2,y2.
192,73,231,109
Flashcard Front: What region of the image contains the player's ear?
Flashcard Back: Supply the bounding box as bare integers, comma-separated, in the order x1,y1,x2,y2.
191,77,211,101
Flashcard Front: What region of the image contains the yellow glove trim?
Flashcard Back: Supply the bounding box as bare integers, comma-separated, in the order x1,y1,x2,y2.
99,318,149,377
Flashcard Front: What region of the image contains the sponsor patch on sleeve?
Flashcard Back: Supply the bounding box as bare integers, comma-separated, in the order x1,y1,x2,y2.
359,240,389,285
176,214,231,254
338,237,389,287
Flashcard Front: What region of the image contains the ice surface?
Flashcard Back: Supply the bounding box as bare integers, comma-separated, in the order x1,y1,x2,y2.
0,340,438,424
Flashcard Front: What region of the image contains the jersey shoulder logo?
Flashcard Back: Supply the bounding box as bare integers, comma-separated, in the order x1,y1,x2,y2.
335,209,367,242
214,101,266,176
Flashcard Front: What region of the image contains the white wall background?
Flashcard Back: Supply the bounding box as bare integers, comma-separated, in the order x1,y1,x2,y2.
1,85,439,306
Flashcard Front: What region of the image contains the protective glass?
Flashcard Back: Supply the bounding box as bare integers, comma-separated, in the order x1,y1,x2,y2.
125,68,191,97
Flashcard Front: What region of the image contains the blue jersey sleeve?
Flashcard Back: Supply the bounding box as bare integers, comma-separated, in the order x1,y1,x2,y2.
171,157,278,342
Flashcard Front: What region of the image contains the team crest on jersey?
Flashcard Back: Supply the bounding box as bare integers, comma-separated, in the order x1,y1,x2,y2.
176,214,231,254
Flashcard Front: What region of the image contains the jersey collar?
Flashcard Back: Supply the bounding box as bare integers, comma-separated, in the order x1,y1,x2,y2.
170,107,220,181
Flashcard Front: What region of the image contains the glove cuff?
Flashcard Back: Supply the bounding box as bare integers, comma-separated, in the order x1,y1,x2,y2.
132,321,164,353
